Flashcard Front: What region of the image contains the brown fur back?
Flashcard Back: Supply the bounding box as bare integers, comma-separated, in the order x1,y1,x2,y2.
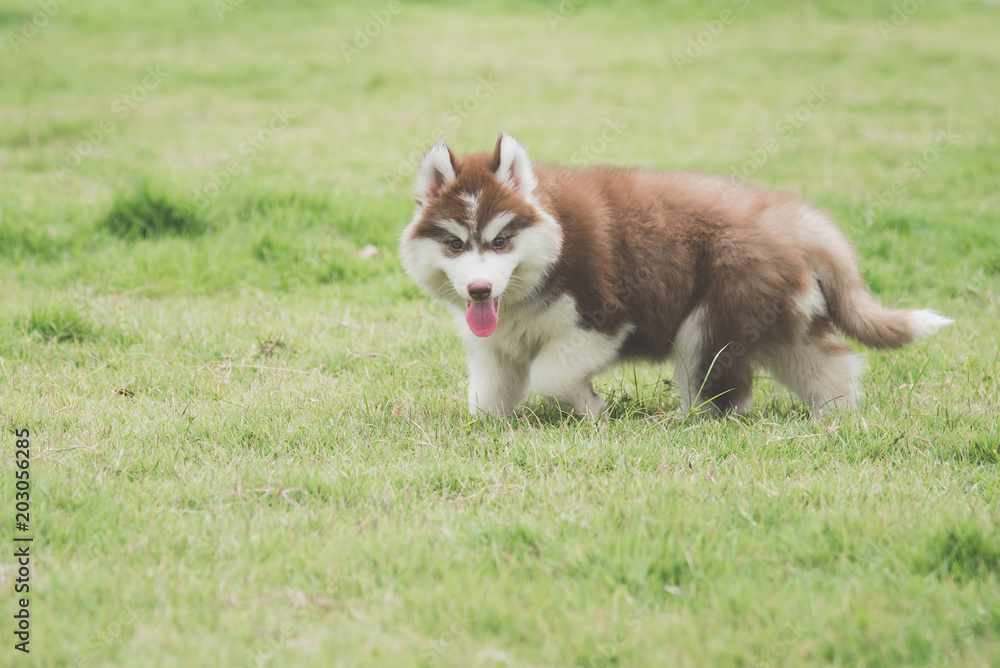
527,166,917,357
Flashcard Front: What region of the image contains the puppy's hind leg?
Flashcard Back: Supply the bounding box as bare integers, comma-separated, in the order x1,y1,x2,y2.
764,318,864,415
673,304,755,415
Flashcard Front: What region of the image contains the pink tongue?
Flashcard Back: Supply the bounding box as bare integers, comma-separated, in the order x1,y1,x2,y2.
466,299,499,337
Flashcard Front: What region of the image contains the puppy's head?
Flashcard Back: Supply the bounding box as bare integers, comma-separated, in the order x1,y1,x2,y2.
400,133,562,337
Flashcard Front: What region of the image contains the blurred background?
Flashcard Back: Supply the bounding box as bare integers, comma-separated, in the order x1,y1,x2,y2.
2,3,1000,666
2,1,997,298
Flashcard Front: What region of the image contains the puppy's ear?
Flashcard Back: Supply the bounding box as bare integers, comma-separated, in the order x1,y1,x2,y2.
492,133,537,196
414,140,457,206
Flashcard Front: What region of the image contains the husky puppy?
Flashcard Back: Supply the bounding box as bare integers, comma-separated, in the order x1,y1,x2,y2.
400,133,952,418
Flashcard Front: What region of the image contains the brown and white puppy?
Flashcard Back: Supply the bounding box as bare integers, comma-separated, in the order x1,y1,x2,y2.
400,133,952,418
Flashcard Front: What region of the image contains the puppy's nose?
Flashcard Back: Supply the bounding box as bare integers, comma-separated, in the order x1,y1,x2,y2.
467,281,493,301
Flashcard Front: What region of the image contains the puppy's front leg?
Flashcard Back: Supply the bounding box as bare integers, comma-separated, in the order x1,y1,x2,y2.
467,344,528,417
528,328,624,420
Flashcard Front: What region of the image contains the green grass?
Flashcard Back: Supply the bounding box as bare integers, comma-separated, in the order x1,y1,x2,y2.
1,1,999,666
98,183,207,241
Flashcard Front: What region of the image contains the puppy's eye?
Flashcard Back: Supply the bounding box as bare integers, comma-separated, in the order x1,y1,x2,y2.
492,236,507,248
448,239,463,251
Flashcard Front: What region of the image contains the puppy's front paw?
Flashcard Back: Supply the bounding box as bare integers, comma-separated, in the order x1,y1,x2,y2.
468,400,517,419
579,392,607,421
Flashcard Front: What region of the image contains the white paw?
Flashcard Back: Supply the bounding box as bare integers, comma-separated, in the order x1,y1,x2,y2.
580,392,607,420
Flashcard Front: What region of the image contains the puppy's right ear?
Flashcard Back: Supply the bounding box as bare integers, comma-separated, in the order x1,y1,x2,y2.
414,140,456,207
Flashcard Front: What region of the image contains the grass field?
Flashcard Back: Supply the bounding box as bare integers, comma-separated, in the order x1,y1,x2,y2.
2,0,1000,665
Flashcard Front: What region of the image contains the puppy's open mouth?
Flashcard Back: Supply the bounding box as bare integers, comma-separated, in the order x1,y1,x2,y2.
466,298,499,337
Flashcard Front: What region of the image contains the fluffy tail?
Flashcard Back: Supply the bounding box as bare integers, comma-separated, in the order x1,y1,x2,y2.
807,218,953,349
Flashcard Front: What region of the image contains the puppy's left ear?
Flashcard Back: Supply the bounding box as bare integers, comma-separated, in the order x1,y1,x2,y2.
492,133,537,196
414,140,457,207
